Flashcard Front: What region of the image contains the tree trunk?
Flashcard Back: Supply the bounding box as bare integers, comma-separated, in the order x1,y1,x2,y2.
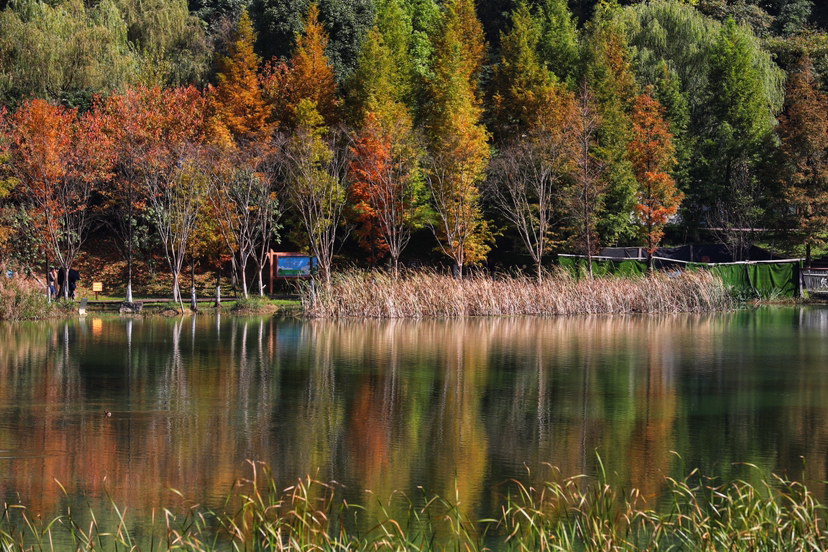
214,266,221,307
190,261,197,311
240,262,249,299
126,184,134,303
172,272,181,303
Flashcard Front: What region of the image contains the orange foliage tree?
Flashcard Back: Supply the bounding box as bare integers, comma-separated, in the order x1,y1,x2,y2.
11,99,115,299
207,9,274,148
424,0,491,277
139,86,208,304
628,86,682,271
103,86,167,302
777,55,828,267
261,3,340,129
350,110,427,277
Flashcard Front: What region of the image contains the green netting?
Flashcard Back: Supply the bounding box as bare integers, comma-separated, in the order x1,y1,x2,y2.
559,257,648,277
710,264,752,295
617,259,648,276
747,262,798,297
558,257,800,297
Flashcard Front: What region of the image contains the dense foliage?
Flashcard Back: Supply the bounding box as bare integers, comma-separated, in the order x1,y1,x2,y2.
1,0,827,291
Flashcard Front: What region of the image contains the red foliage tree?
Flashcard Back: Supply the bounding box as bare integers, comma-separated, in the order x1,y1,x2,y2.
349,110,426,276
628,86,682,271
777,55,828,267
11,99,116,298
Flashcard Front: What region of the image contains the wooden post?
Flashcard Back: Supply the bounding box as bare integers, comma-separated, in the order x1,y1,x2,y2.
268,250,275,295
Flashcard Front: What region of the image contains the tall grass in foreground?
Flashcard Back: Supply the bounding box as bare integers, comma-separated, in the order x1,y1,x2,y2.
1,462,826,551
301,268,734,318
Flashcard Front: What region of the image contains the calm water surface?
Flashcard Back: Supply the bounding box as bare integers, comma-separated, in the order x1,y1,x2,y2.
2,307,828,537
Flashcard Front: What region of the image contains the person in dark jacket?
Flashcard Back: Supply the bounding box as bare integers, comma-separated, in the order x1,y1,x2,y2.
68,269,79,299
57,268,65,298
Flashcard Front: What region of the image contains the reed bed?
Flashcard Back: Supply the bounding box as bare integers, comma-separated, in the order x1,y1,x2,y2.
0,264,53,320
1,462,826,551
301,268,734,318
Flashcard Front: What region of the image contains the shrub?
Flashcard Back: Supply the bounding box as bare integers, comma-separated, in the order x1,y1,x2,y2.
230,296,270,313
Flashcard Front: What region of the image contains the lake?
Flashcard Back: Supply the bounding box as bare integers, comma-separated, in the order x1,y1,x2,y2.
1,307,828,543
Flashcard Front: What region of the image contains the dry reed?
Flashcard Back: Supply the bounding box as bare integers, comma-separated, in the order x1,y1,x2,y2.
301,268,734,318
0,264,53,320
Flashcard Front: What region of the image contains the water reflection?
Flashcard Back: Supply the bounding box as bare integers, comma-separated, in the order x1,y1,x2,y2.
1,309,828,532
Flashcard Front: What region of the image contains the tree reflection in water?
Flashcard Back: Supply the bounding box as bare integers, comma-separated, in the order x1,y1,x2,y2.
1,308,828,536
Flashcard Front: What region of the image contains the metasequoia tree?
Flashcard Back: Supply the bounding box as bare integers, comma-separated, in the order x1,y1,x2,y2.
777,55,828,267
11,99,115,298
207,9,273,147
424,0,491,278
583,1,638,246
262,2,340,128
490,0,560,140
350,110,427,277
209,148,281,297
628,87,682,272
565,84,605,279
486,86,574,280
283,99,349,288
346,11,428,275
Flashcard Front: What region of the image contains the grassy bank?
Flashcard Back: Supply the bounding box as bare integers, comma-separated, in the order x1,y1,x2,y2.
301,268,734,318
1,463,825,551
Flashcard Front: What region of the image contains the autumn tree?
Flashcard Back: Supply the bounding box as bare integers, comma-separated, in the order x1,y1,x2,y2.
262,2,340,128
140,87,208,306
350,110,428,277
485,96,573,280
583,0,638,246
283,99,349,288
345,5,428,276
564,83,605,279
207,9,273,147
208,148,281,297
10,99,115,299
777,55,828,266
144,145,211,306
628,87,683,272
490,0,560,140
103,86,164,303
424,0,491,277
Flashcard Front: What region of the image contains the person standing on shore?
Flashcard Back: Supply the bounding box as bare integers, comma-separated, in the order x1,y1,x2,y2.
47,267,56,298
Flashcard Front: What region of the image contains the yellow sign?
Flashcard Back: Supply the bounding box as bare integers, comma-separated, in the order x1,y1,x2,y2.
92,282,103,292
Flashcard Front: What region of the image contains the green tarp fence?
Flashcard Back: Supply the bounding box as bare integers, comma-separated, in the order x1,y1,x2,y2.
558,256,801,298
